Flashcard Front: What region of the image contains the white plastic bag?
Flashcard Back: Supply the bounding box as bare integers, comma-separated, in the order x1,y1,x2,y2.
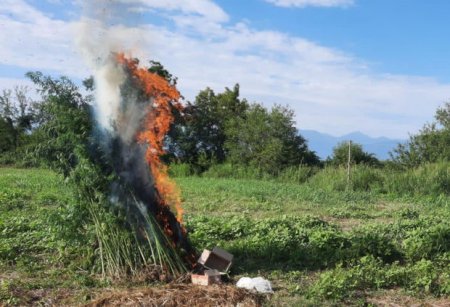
236,277,273,293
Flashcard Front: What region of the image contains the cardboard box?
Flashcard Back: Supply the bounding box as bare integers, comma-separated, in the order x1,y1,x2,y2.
197,247,233,274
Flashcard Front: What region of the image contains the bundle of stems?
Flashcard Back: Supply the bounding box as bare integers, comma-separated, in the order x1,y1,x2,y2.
88,199,187,280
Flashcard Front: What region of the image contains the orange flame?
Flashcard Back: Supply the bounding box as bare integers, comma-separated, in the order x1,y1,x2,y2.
116,53,184,223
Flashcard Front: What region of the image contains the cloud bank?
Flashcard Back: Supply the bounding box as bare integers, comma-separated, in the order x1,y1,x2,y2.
0,0,449,138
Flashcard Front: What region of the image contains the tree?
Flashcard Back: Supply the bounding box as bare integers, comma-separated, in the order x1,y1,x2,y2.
391,102,450,167
0,86,35,150
225,104,319,174
330,141,379,166
26,71,92,176
168,84,248,168
0,117,15,153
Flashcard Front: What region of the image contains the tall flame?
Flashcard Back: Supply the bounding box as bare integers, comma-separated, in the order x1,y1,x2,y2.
116,53,184,223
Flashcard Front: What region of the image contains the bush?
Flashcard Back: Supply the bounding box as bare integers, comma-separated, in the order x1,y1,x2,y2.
349,225,403,263
403,223,450,261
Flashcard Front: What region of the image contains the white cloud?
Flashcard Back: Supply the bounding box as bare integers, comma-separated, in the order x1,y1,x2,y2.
0,77,34,92
265,0,354,8
1,0,449,139
120,0,229,23
0,0,86,78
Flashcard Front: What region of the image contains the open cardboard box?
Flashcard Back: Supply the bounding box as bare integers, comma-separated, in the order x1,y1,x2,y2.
197,247,233,274
191,247,233,285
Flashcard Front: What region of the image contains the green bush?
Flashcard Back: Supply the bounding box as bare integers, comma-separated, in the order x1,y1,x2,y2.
403,223,450,261
349,225,403,263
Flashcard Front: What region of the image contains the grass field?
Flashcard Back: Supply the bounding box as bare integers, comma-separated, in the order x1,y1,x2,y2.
1,167,450,306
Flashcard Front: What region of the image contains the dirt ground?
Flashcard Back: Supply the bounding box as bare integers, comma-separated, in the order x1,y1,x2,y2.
86,284,264,307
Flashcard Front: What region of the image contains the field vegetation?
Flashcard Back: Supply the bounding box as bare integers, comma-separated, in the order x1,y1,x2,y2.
0,68,449,305
1,165,449,305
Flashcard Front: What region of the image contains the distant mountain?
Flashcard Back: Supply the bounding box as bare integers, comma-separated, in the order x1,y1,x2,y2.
300,130,405,160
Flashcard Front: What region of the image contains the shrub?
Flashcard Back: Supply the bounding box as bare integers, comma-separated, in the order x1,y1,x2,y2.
403,223,450,261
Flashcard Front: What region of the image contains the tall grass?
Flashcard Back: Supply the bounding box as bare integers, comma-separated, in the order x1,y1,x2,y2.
201,163,272,180
168,163,195,177
180,161,449,200
382,162,450,197
277,165,318,184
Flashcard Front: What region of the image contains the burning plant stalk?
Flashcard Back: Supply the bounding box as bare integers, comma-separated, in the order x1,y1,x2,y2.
78,51,195,279
75,2,196,278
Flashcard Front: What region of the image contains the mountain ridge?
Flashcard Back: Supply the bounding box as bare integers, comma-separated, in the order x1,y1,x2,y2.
300,129,405,160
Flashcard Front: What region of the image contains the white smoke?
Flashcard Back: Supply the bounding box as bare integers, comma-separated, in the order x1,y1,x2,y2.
75,17,125,131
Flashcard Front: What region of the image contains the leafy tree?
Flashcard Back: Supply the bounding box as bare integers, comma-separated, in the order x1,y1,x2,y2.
0,117,15,153
26,71,92,176
391,102,450,167
225,104,319,174
169,84,248,169
0,86,35,150
329,141,379,166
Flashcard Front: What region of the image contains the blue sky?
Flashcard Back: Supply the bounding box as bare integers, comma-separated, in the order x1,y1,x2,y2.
218,0,450,82
1,0,449,138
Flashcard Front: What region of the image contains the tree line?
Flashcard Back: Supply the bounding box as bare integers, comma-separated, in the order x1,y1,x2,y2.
1,63,449,174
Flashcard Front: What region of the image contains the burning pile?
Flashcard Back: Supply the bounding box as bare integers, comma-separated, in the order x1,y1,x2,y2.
73,0,198,279
85,52,195,279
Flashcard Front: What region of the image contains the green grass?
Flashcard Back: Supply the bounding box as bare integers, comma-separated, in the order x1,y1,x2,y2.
1,167,450,306
177,176,450,305
0,168,99,305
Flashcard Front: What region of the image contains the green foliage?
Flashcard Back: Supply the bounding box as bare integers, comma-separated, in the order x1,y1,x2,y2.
307,166,348,191
2,168,450,304
201,163,271,180
186,214,449,273
0,117,16,153
147,60,177,86
0,86,38,166
403,223,450,261
170,84,248,168
225,104,319,174
309,257,447,301
26,71,92,177
329,141,380,166
17,72,188,280
277,165,318,184
381,162,450,197
168,163,196,177
392,102,450,167
169,84,318,173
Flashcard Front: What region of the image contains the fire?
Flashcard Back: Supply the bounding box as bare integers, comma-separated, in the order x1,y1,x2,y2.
116,53,184,223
